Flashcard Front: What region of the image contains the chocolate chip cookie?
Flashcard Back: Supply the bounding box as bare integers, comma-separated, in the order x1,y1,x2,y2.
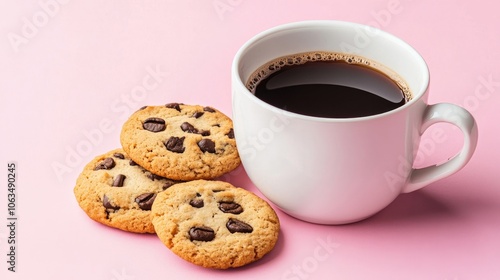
74,149,179,233
151,180,280,269
120,104,241,181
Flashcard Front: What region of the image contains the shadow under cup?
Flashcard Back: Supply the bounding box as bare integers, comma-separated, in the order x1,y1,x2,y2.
231,21,434,224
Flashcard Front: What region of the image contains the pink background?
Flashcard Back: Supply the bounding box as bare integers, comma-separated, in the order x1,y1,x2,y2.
1,0,499,279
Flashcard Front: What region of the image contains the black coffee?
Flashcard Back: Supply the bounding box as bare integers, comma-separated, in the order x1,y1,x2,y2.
247,52,411,118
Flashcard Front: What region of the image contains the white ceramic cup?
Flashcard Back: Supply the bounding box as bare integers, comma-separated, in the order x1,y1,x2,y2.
231,20,478,224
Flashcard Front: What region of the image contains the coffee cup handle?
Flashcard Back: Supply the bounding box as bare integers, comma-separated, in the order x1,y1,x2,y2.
402,103,478,193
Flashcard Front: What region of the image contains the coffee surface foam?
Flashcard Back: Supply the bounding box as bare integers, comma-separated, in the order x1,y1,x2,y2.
246,51,412,102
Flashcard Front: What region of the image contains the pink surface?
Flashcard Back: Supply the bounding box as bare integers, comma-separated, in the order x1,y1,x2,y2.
1,1,499,279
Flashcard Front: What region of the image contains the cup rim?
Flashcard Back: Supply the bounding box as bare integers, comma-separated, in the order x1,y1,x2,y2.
232,20,430,123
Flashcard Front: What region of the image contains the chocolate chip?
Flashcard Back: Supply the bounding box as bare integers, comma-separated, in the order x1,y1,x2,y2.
189,198,204,208
162,181,176,190
165,136,185,153
146,172,165,181
189,226,215,241
181,122,198,133
113,153,125,159
189,193,203,207
129,160,137,166
103,195,119,210
112,174,126,187
165,103,182,112
203,107,216,113
135,193,157,210
218,202,243,214
226,218,253,233
180,122,210,136
94,158,116,170
138,105,148,111
198,139,216,153
192,112,204,118
143,117,166,132
226,128,235,139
